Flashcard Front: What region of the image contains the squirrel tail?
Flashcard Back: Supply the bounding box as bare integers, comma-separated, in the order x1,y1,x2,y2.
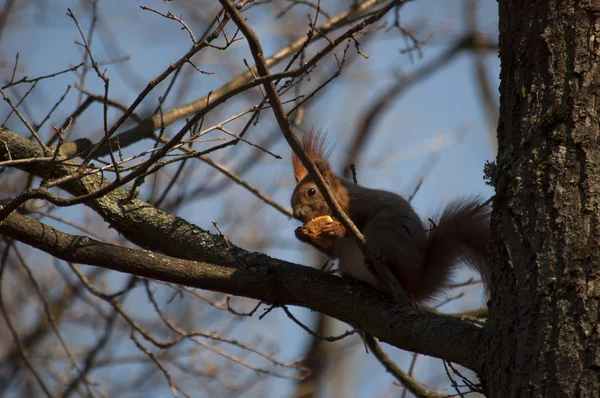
418,197,491,301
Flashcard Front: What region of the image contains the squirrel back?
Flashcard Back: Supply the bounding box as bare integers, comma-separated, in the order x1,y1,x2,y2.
291,129,491,302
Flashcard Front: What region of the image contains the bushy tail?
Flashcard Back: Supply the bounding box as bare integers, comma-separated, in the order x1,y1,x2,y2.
417,197,491,301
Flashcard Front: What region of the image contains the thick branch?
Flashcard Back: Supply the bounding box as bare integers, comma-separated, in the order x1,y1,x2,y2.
0,127,483,371
0,211,483,372
0,126,234,263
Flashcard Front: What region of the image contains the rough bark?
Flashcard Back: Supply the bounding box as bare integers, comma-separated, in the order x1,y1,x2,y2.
485,1,600,395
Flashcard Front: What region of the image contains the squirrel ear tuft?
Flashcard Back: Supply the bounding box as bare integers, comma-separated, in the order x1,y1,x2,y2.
293,156,308,182
292,128,332,182
315,160,333,178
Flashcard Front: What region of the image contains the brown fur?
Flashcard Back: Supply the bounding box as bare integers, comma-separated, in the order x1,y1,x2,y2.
292,129,332,183
290,130,349,222
290,131,492,302
413,197,491,301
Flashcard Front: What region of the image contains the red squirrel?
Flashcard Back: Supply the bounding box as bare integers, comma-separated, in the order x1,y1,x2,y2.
291,130,491,302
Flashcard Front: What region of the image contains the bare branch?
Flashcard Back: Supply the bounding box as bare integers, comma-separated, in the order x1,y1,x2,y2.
365,335,445,398
2,61,86,90
0,210,484,372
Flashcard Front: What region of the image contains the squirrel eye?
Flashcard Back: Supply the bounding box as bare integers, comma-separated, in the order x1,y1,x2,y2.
307,188,316,197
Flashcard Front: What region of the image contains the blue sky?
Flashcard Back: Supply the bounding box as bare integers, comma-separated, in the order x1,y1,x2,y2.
1,0,499,396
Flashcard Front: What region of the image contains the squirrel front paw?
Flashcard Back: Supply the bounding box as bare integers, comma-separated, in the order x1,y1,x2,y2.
295,226,311,242
319,220,346,238
295,219,337,250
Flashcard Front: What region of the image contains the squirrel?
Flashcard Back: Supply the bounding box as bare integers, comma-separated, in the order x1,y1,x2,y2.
291,130,491,302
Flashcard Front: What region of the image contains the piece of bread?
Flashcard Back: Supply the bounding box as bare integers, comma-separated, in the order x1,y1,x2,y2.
304,215,335,249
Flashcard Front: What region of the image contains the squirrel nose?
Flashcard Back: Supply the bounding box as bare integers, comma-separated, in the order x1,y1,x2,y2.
293,208,305,221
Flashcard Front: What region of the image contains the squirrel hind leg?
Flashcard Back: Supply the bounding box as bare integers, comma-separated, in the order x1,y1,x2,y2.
360,217,428,298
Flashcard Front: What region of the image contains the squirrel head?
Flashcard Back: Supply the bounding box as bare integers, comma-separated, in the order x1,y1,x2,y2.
291,130,349,222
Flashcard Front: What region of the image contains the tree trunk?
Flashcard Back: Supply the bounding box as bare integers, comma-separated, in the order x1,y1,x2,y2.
485,1,600,395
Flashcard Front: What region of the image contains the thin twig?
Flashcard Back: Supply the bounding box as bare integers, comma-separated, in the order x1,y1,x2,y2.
212,220,231,248
216,126,281,159
2,61,85,89
365,335,444,398
281,305,357,342
0,87,47,152
0,242,53,397
12,246,94,396
140,6,197,44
